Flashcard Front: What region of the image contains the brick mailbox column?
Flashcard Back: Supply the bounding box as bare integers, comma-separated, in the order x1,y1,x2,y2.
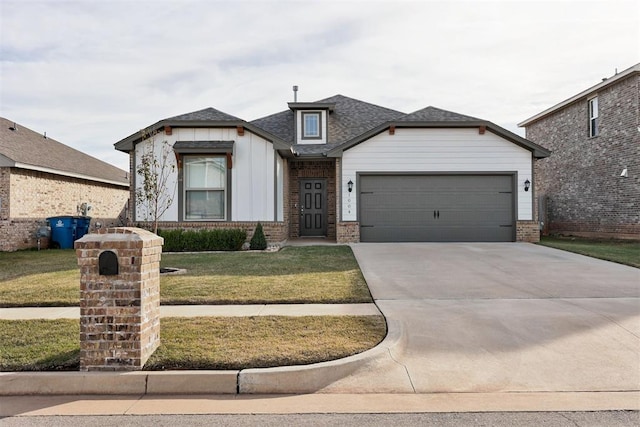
75,227,163,371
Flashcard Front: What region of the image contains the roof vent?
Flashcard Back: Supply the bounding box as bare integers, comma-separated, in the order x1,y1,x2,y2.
293,85,298,102
8,122,17,131
44,131,47,139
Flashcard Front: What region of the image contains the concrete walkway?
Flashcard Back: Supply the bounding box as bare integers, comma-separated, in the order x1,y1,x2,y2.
0,304,380,320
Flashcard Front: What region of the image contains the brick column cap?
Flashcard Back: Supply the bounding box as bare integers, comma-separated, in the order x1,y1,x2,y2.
75,227,163,248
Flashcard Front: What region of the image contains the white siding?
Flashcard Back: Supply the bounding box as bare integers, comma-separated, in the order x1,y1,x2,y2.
276,156,284,221
134,135,179,221
341,128,534,221
134,127,279,222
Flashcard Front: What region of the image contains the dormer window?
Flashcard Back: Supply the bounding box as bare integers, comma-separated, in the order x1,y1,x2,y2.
302,112,322,139
289,101,334,145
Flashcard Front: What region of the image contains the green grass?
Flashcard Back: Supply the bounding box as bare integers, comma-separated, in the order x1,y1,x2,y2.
160,246,371,304
538,236,640,268
0,319,80,371
0,246,372,307
0,316,387,371
0,249,79,307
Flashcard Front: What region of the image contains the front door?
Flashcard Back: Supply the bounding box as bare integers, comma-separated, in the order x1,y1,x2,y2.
300,179,327,236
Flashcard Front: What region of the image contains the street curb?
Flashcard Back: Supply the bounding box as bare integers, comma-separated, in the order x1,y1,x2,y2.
238,319,406,394
0,320,405,396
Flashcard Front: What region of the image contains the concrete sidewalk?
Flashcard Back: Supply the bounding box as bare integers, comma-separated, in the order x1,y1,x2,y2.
2,392,638,417
0,304,381,320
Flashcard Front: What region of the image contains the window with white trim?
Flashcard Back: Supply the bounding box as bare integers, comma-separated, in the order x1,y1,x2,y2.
588,96,599,137
302,112,321,139
184,156,226,220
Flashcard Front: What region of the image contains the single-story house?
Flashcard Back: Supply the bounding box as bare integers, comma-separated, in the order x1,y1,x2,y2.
115,94,550,243
0,117,130,251
519,63,639,239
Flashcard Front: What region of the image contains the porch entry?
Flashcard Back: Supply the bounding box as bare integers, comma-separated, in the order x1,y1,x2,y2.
299,179,327,236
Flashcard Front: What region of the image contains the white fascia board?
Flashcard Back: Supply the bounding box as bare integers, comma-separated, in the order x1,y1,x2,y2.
13,162,129,187
519,63,640,127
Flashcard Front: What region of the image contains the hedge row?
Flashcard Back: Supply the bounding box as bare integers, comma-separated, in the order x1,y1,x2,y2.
158,228,247,252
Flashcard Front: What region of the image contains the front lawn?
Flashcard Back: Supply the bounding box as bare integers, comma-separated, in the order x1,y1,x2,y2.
160,246,371,304
0,246,372,307
0,316,386,371
538,236,640,268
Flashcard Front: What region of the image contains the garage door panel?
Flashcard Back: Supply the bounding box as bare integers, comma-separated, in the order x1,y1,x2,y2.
359,175,514,242
361,225,513,242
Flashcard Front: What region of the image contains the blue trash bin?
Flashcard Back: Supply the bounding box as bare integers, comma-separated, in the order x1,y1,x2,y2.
47,216,75,249
74,216,91,240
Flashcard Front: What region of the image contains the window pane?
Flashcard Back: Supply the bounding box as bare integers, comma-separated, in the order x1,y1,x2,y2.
303,113,319,137
185,157,225,188
588,97,599,137
186,190,224,219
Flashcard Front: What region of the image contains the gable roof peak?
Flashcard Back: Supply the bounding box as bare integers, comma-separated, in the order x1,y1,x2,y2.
165,106,243,122
398,106,483,122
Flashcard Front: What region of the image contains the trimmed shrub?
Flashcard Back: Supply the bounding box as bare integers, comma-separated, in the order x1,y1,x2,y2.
249,222,267,250
158,228,247,252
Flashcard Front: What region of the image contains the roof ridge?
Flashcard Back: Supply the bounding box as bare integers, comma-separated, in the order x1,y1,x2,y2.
317,94,406,115
397,106,483,122
165,106,243,122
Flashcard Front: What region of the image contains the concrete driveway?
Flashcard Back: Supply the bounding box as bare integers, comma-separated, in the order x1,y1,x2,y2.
326,243,640,393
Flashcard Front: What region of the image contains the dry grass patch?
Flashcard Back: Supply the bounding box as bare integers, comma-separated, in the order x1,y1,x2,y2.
146,316,386,370
0,316,386,371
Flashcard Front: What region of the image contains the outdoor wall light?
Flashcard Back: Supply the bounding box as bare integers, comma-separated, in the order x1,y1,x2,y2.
524,179,531,192
347,180,353,193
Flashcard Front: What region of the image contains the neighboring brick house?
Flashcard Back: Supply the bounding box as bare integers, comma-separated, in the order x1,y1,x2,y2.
0,117,130,251
115,94,549,243
519,63,639,239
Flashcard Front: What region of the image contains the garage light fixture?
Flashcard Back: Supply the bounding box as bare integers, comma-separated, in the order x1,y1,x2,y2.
524,179,531,192
347,180,353,193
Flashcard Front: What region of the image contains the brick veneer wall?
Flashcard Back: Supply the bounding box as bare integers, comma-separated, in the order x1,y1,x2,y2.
0,168,9,221
516,221,540,243
525,73,639,239
337,222,360,243
0,168,129,251
75,227,162,371
288,159,336,240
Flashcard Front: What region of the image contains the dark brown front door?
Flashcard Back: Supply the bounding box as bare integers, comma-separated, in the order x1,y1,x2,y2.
300,179,327,236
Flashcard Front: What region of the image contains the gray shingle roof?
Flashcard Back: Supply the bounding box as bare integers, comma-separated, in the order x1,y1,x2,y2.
0,117,128,186
165,107,243,122
397,106,482,122
250,110,295,146
251,94,405,155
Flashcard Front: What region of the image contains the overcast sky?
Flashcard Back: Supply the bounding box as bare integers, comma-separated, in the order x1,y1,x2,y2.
1,0,638,171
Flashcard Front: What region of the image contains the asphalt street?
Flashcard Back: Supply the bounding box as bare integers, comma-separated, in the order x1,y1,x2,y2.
1,411,639,427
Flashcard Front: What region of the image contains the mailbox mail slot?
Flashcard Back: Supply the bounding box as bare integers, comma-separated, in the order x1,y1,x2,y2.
99,251,119,276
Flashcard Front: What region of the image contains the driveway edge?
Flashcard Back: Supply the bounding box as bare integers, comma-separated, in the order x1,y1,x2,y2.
238,319,406,394
0,320,405,396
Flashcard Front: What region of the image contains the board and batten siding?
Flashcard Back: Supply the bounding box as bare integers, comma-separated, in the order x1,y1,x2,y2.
340,128,534,222
134,127,280,222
